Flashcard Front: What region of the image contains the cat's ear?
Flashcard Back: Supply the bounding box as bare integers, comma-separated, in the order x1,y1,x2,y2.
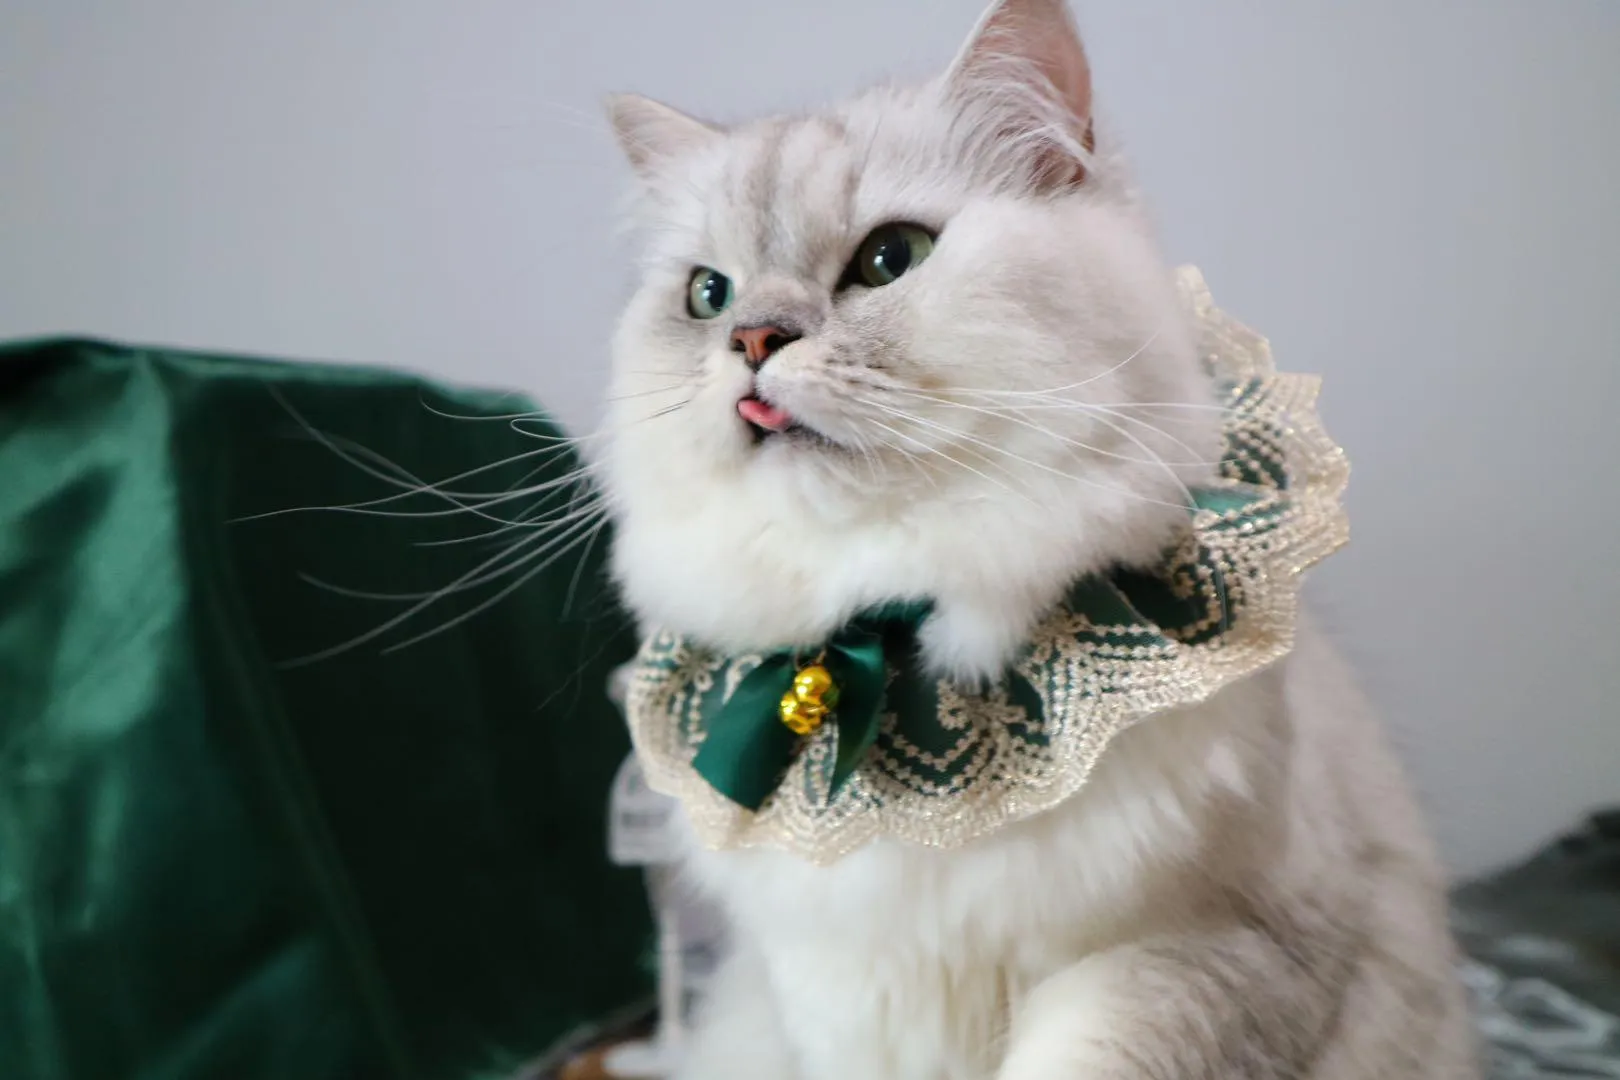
606,94,721,178
946,0,1094,186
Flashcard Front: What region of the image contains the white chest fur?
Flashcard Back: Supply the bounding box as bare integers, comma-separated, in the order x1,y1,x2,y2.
678,676,1265,1080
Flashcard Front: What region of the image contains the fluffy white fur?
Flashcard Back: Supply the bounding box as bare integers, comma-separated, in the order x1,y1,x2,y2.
597,1,1478,1076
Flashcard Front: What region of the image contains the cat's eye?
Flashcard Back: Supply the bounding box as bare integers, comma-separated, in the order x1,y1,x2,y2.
687,267,734,319
848,223,936,288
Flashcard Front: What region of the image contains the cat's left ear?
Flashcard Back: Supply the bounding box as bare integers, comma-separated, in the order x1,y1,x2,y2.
606,94,721,180
947,0,1094,185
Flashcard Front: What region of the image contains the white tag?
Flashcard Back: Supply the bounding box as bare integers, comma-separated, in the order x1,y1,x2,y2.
608,754,682,866
646,866,728,995
671,889,726,994
607,661,635,710
602,868,729,1078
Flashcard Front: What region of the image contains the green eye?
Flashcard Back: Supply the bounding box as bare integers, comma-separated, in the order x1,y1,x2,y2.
849,223,936,288
687,267,734,319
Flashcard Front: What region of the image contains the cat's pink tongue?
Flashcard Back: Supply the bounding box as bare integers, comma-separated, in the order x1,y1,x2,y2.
738,397,794,432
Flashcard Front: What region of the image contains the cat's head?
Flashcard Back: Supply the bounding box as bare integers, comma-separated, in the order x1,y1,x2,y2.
600,0,1220,677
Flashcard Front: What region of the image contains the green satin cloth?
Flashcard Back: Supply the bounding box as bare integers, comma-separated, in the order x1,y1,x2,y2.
0,339,649,1080
690,604,929,811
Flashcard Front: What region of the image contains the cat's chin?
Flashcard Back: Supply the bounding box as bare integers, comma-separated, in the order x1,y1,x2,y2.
745,420,840,452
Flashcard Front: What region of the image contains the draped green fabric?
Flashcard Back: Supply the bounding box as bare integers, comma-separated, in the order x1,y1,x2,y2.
0,339,650,1080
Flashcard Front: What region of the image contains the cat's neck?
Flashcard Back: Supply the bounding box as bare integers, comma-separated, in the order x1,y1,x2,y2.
612,465,1191,682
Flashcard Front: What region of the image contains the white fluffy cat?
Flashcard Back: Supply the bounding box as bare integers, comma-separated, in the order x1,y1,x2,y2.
597,0,1478,1076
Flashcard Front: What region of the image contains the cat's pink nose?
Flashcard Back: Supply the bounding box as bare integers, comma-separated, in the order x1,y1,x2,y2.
730,324,800,370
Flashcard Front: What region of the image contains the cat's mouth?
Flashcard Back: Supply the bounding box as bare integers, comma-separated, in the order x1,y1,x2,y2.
737,394,834,448
738,395,794,435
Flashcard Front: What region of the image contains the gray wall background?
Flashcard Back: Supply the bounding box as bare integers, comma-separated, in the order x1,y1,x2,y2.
3,1,1616,878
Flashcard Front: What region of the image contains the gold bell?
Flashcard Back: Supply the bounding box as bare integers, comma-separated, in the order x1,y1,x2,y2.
791,664,839,708
779,662,840,735
779,692,828,736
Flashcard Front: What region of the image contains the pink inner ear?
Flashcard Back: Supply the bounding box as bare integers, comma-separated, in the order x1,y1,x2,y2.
953,0,1094,130
947,0,1096,187
1022,13,1091,126
1040,36,1092,130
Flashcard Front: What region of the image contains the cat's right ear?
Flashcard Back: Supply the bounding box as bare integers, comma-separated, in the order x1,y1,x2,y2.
946,0,1094,188
606,94,720,179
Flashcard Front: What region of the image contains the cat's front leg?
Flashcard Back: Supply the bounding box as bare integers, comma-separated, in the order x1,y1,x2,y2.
997,925,1352,1080
674,946,799,1080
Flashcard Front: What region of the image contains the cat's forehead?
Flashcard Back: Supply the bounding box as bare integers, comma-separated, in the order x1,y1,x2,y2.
707,115,856,275
667,89,966,279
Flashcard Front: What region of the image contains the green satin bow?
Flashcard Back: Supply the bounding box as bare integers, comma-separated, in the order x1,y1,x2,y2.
690,603,931,811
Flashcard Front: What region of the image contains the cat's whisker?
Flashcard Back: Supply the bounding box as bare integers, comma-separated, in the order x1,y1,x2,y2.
298,539,532,600
296,510,597,620
838,411,937,490
865,427,942,492
864,416,1032,505
864,397,1068,491
508,394,692,450
240,405,589,526
1092,400,1239,413
254,389,515,523
959,391,1222,468
243,443,605,537
1070,406,1200,515
379,507,614,655
588,398,694,430
280,503,611,665
860,396,1197,512
343,437,593,503
844,367,1235,443
313,497,608,596
902,379,1229,467
561,511,615,617
509,414,653,450
864,398,1082,500
412,493,611,549
1077,404,1223,467
494,454,590,505
507,420,615,452
416,392,549,424
846,429,880,485
1084,411,1232,629
637,399,693,424
866,385,1107,481
873,405,1080,510
952,394,1235,417
875,384,1226,469
944,329,1163,399
605,381,697,403
508,418,590,444
284,464,603,524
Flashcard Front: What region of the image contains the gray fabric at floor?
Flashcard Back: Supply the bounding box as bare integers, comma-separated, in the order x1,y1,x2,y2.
1454,809,1620,1078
